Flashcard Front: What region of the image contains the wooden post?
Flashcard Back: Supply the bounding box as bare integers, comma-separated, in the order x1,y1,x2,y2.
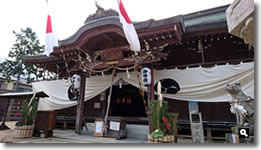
173,113,179,143
147,86,151,111
104,68,116,134
149,66,155,106
75,72,86,134
147,66,154,133
198,40,205,63
0,98,10,130
207,127,212,143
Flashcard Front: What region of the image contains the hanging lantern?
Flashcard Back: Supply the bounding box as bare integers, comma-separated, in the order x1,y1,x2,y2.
122,97,126,104
141,67,151,86
116,98,121,104
72,74,81,89
127,97,132,104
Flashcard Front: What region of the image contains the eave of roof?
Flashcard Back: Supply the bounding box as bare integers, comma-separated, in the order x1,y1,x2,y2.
57,15,184,47
21,55,61,63
0,73,32,86
22,4,231,67
0,91,48,98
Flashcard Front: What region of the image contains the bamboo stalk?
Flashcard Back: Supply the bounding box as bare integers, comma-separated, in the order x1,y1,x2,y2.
159,137,163,143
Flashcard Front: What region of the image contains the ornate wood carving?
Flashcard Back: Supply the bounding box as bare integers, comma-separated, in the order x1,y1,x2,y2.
84,2,119,24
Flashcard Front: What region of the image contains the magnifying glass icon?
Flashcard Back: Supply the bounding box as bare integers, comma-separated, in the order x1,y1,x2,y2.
240,129,248,138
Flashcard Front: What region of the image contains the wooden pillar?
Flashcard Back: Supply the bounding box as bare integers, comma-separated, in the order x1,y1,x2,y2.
198,40,205,63
147,66,154,133
173,113,179,143
147,86,151,111
149,66,155,103
75,72,86,134
0,98,11,130
207,127,212,143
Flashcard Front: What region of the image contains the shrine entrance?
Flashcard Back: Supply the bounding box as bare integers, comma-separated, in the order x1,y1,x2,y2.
109,80,147,117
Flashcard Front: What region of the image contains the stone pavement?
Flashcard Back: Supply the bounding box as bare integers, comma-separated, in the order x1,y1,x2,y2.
16,129,148,143
12,129,192,144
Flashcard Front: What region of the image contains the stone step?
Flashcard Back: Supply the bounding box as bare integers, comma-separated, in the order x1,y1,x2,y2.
126,124,149,140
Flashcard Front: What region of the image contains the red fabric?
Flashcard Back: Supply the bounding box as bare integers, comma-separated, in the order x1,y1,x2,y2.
46,15,52,33
119,0,132,24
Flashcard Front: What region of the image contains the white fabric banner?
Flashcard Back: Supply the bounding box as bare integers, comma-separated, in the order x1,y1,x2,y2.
45,14,59,56
33,62,254,111
117,0,141,52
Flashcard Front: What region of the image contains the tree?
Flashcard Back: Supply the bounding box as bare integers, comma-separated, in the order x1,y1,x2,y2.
0,28,44,91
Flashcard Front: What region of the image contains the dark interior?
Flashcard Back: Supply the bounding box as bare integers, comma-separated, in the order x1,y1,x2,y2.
109,83,147,117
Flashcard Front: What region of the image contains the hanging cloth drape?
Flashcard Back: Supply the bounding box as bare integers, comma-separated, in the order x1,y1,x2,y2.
33,62,254,111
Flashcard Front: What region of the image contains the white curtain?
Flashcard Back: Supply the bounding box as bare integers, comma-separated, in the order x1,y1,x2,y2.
153,62,254,102
33,62,254,111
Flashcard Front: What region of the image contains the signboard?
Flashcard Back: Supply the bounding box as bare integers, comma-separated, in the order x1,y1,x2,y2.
94,103,100,109
189,101,204,143
189,112,205,143
188,101,199,113
94,120,104,137
109,121,120,131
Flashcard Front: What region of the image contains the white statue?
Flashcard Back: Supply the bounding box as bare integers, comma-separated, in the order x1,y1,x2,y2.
226,83,254,126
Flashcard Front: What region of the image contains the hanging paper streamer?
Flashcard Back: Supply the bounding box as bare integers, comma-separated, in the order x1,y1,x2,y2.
126,69,130,79
102,72,105,79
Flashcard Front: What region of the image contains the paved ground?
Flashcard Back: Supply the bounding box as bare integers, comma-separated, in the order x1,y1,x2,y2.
16,129,149,143
1,121,193,144
1,129,193,144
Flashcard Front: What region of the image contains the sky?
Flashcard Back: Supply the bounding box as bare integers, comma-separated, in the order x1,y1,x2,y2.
0,0,236,63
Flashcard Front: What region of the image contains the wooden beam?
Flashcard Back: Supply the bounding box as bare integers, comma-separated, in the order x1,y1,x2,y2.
93,46,130,56
143,37,178,49
174,25,182,42
75,72,87,134
138,25,180,37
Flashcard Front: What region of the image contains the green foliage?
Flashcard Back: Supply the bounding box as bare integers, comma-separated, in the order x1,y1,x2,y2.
16,99,38,126
151,129,165,138
151,100,174,137
0,27,44,85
